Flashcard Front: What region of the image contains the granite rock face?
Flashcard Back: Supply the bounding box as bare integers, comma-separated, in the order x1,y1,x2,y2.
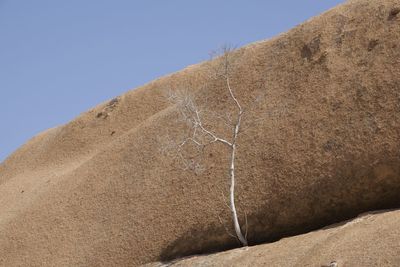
147,209,400,267
0,0,399,266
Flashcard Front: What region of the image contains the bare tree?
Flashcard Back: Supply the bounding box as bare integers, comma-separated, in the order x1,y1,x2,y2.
165,46,263,247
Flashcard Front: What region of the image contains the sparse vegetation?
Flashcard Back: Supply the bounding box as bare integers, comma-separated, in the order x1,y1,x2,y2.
164,45,265,246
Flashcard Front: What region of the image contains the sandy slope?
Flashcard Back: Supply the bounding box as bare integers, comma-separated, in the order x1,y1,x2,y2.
0,0,399,266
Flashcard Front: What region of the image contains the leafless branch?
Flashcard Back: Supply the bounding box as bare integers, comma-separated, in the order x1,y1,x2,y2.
161,45,269,247
244,210,249,240
218,215,238,240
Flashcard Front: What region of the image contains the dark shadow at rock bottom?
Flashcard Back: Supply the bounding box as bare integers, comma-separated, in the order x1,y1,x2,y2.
160,156,400,263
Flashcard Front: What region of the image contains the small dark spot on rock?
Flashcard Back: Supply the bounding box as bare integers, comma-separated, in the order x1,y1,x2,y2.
21,190,24,193
301,45,313,60
316,52,328,65
111,131,116,136
323,140,341,152
108,97,119,107
331,100,342,111
301,37,321,61
368,39,379,51
335,35,343,46
355,85,368,103
96,111,109,119
96,97,119,119
388,7,400,20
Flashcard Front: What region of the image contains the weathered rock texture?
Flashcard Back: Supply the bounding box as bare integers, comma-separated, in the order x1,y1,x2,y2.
147,209,400,267
0,0,399,266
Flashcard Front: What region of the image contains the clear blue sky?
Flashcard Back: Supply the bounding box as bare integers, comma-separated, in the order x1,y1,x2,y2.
0,0,344,162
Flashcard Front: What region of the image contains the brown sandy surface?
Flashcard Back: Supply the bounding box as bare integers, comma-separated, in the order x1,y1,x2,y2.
146,209,400,267
0,0,399,266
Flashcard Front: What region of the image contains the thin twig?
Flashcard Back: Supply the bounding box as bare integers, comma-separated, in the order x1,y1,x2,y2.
218,215,238,240
244,210,249,241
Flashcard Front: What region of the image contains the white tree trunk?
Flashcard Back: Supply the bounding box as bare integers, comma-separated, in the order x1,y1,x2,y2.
167,47,250,247
229,143,248,246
